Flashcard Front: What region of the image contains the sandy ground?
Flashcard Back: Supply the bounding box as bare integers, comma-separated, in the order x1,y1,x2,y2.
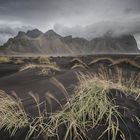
0,55,140,140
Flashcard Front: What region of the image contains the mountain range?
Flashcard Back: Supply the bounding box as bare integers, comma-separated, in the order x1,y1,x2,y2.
0,29,139,55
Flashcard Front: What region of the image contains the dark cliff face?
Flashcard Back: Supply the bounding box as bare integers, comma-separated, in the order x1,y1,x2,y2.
44,30,62,39
0,29,139,55
26,29,43,38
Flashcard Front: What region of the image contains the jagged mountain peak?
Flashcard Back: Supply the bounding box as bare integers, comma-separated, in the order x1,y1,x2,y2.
17,31,26,37
26,29,43,38
44,30,62,39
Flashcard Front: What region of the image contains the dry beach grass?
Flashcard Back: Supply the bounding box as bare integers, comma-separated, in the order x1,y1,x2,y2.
0,55,140,140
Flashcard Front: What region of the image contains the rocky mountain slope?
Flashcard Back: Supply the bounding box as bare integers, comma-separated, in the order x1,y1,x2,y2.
0,29,139,55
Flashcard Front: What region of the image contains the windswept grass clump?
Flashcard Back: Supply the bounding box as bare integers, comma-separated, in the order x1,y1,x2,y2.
0,90,49,139
41,73,126,140
0,56,10,63
20,63,38,71
71,63,87,69
20,63,60,75
96,66,140,98
89,57,140,69
14,59,25,64
110,58,140,69
71,58,88,68
89,57,114,66
37,56,52,64
20,56,60,75
0,91,29,136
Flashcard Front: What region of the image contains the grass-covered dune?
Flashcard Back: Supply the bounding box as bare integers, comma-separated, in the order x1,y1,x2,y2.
0,55,140,140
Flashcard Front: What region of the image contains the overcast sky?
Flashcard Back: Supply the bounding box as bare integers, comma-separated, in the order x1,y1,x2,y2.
0,0,140,47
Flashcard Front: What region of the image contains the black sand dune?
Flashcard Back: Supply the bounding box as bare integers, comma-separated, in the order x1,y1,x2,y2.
0,55,140,140
0,64,21,78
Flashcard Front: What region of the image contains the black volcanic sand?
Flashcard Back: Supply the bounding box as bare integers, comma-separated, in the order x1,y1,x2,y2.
0,55,140,140
0,64,22,78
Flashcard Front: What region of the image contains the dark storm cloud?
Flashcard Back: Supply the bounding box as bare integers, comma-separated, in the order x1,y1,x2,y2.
0,0,139,26
0,0,140,44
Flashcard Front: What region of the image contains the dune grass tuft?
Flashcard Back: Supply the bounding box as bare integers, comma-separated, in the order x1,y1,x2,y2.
14,59,25,64
0,56,10,63
89,57,114,66
96,66,140,98
89,57,140,69
20,63,60,76
110,58,140,69
0,90,29,136
71,63,87,69
37,56,52,64
20,56,60,75
71,58,89,68
41,72,126,140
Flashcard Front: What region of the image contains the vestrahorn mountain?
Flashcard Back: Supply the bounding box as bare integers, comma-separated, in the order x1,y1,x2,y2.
0,29,139,55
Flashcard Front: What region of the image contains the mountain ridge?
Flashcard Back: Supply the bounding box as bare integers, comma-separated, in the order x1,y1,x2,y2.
0,29,139,55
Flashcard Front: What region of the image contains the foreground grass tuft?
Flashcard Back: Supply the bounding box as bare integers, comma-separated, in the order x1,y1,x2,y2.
43,73,124,140
0,91,29,136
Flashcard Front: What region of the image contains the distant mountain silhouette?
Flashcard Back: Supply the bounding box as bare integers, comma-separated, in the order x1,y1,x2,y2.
0,29,139,55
